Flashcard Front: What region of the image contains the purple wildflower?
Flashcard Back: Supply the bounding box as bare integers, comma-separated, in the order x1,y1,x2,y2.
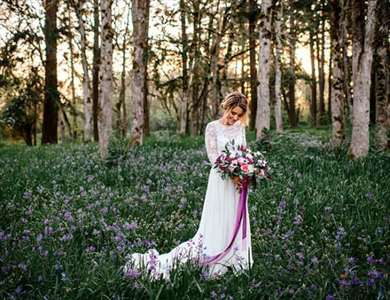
326,294,335,300
64,211,73,222
337,279,351,287
367,270,384,280
125,268,141,279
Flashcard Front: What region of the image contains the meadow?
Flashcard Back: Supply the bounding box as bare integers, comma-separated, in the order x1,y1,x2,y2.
0,130,389,299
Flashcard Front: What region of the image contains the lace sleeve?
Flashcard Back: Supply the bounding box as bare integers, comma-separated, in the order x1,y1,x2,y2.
205,122,218,164
242,125,247,147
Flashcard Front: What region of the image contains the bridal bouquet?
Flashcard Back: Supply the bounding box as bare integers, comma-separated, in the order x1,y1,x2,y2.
214,140,270,183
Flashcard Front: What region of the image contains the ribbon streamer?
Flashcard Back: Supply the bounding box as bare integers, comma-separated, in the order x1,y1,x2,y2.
202,179,249,265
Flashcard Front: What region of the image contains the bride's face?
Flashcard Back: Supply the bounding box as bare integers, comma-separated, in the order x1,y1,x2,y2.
223,106,244,126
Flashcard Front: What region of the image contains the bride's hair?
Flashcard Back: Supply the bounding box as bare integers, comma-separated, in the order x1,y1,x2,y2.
220,92,248,124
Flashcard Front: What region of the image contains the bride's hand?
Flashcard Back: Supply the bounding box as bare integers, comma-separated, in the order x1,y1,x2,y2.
232,176,242,190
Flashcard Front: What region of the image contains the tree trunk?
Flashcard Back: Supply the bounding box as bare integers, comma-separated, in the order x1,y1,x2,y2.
67,5,77,140
93,0,100,142
117,2,131,138
287,12,297,128
330,0,345,147
316,21,325,122
130,0,150,144
375,0,390,150
190,2,202,136
179,0,189,135
98,0,113,159
341,0,352,126
248,0,258,131
274,1,283,133
73,0,93,142
256,0,272,138
42,0,59,144
349,0,377,158
309,29,317,127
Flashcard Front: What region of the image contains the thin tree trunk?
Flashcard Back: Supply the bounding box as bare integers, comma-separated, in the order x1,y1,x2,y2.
42,0,58,144
328,49,333,122
316,30,325,121
330,0,345,147
320,7,326,117
190,2,201,136
92,0,100,142
375,0,390,150
221,30,234,97
72,0,93,142
309,29,317,127
287,12,297,128
341,0,352,126
98,0,113,158
130,0,150,144
256,0,272,138
117,1,131,137
248,0,258,131
274,1,283,133
349,0,377,158
179,0,189,135
67,5,77,139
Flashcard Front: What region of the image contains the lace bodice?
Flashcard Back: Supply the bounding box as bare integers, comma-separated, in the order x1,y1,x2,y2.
205,120,247,164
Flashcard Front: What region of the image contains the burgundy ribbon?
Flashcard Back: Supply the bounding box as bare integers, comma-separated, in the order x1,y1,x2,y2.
202,179,249,265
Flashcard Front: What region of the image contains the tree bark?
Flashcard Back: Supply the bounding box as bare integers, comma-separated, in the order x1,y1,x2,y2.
330,0,345,147
98,0,113,159
375,0,390,150
287,11,297,128
130,0,150,144
274,1,283,133
248,0,258,131
341,0,352,126
93,0,100,142
72,0,93,142
309,29,317,127
66,4,77,140
179,0,189,135
256,0,272,138
349,0,377,158
42,0,59,144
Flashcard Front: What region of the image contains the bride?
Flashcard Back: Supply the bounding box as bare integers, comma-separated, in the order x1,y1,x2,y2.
124,92,253,279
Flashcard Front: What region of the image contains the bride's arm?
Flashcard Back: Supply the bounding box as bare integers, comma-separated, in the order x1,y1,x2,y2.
205,122,218,164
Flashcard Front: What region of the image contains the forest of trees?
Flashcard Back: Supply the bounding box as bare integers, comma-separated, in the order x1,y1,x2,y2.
0,0,388,159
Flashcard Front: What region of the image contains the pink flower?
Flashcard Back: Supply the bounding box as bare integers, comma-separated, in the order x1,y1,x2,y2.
240,164,249,173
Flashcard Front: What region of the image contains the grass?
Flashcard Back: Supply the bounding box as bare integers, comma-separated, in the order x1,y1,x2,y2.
0,129,389,299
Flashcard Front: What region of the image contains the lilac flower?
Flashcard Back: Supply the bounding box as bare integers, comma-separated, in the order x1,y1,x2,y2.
366,192,373,200
0,231,6,241
36,233,43,243
60,233,73,241
326,294,335,300
124,222,138,231
293,214,303,225
311,256,319,265
367,278,375,286
337,279,351,287
125,268,141,279
44,226,53,236
64,211,73,222
210,291,218,299
367,255,376,265
278,198,286,212
367,270,384,280
335,227,346,241
351,277,362,286
347,257,356,265
86,245,96,253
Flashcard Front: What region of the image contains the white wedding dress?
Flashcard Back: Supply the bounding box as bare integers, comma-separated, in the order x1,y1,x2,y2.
124,120,253,279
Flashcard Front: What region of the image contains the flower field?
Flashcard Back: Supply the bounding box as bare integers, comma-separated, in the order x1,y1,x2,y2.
0,131,389,299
